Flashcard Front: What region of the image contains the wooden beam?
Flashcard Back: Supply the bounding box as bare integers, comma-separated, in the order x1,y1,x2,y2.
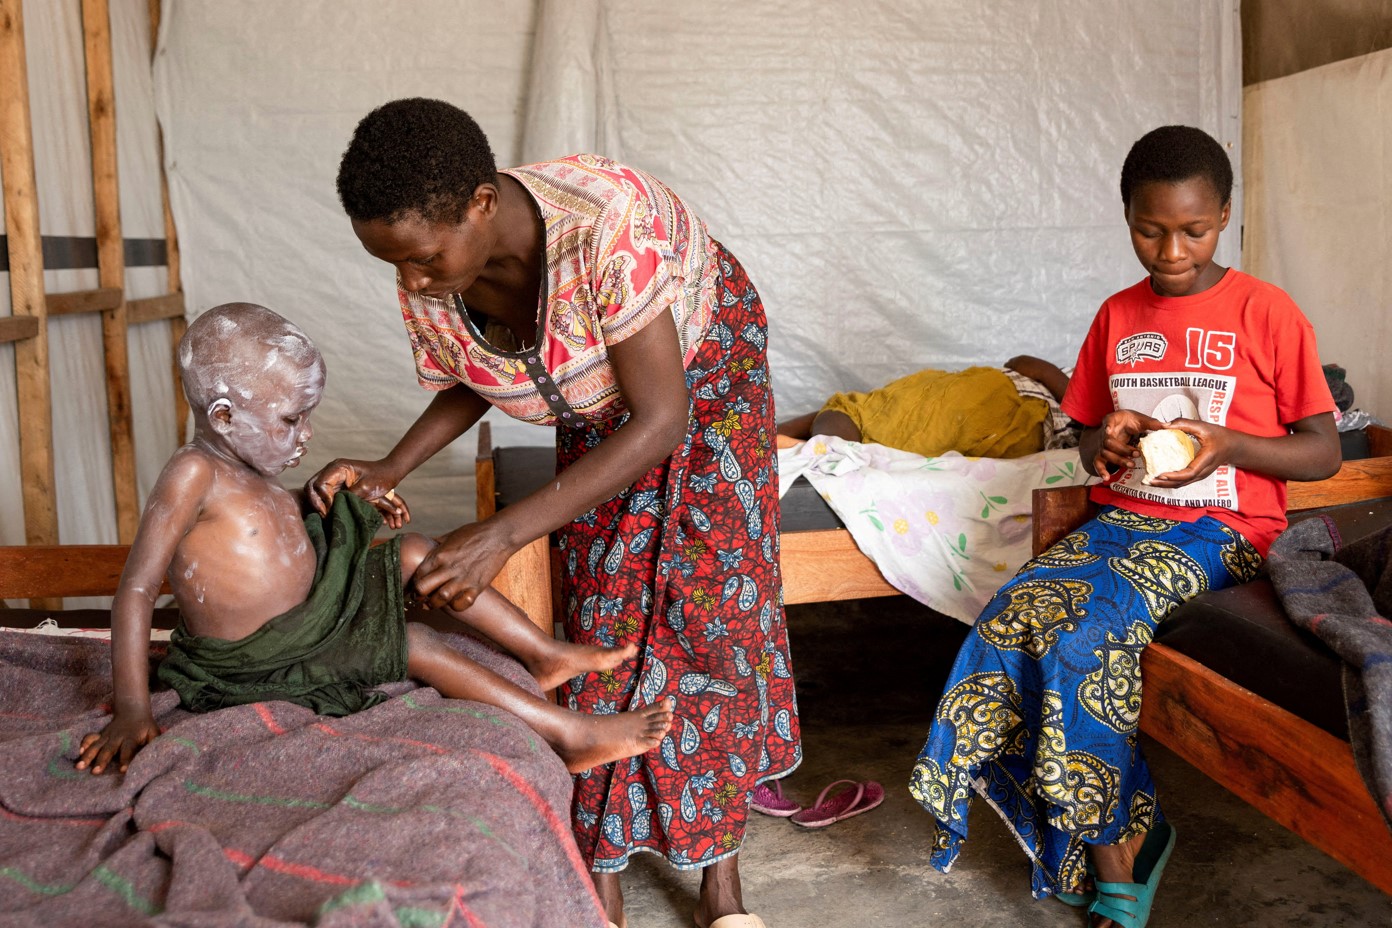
0,314,38,344
781,528,899,604
148,0,188,445
0,0,59,547
82,0,139,543
1031,484,1096,555
47,286,123,316
1140,643,1392,894
1287,455,1392,511
0,545,165,601
475,421,497,518
128,292,185,324
491,536,554,636
1363,423,1392,462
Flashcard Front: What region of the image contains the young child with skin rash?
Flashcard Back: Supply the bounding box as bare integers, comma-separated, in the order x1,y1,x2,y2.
77,302,673,777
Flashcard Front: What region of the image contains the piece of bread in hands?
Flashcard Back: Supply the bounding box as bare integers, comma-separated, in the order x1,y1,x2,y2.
1138,428,1197,485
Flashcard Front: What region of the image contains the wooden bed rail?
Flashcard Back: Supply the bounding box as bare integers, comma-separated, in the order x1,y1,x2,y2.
0,536,556,637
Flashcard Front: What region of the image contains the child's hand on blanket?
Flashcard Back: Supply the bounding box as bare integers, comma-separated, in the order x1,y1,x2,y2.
76,711,161,775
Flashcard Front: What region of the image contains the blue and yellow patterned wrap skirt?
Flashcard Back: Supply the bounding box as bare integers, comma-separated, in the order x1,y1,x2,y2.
909,506,1262,897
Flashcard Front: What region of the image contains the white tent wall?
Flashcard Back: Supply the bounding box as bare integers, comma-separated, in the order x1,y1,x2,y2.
153,0,542,537
1243,47,1392,420
0,0,175,547
16,0,1237,541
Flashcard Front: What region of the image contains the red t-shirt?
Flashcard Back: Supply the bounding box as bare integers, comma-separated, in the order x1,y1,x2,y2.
1061,269,1335,554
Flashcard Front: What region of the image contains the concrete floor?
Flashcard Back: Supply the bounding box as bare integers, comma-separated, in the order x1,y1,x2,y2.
618,596,1392,927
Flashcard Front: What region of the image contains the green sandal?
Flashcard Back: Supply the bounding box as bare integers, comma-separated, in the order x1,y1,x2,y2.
1056,888,1095,908
1088,823,1177,927
1056,857,1096,907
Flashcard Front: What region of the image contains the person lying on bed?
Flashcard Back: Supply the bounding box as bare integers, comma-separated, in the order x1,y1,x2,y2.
776,354,1076,458
76,302,673,777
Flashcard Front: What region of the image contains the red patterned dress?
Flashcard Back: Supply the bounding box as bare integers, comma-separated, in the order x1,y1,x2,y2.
395,155,801,872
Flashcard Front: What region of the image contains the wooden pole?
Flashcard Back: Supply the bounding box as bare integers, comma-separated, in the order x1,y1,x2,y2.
0,0,59,547
82,0,140,542
149,0,188,445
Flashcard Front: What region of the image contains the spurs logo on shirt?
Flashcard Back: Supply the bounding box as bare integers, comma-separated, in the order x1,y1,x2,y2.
1114,332,1168,366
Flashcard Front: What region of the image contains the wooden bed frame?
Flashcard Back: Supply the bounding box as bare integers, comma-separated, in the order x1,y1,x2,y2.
1031,427,1392,896
0,536,556,638
475,423,903,608
475,421,1392,893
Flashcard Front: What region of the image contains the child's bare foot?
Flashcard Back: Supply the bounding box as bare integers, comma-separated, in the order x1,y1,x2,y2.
532,640,639,691
554,699,674,773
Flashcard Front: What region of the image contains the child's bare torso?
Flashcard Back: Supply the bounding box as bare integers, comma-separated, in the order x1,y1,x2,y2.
168,448,317,641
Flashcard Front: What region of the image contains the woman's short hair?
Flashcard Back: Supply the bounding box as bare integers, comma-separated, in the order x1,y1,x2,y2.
1120,125,1233,208
337,98,497,224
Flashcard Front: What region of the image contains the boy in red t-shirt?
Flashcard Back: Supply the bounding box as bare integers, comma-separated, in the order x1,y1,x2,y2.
910,126,1340,928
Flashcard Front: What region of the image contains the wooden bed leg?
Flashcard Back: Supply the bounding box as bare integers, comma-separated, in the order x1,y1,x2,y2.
492,535,553,638
475,421,497,520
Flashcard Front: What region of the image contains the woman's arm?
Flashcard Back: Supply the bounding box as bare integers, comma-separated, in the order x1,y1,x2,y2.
412,308,691,610
306,384,490,521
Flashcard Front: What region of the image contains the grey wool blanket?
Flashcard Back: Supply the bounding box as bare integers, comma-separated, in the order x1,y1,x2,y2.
1266,517,1392,832
0,630,607,927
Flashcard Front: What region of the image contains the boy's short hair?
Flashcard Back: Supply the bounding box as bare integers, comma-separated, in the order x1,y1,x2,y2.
1120,125,1233,207
179,303,322,410
337,98,497,225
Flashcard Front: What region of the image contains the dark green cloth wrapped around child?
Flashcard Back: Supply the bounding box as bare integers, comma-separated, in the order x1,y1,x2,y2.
158,492,408,717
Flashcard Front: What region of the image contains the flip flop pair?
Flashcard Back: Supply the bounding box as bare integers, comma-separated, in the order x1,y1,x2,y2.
1087,823,1177,928
789,778,884,828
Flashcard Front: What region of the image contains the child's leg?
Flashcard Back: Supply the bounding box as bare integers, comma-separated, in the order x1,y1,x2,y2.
405,623,672,772
399,533,636,690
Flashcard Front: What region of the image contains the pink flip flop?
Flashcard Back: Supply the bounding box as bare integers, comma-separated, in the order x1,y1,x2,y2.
750,779,802,817
789,779,884,828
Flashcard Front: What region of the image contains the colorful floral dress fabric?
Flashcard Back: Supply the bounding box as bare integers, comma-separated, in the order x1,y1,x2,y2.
395,155,717,426
559,248,800,872
391,156,799,873
909,507,1261,897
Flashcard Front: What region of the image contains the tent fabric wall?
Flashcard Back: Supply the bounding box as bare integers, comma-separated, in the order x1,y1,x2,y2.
11,0,1240,543
518,0,1243,418
153,0,540,538
1243,47,1391,419
0,0,174,547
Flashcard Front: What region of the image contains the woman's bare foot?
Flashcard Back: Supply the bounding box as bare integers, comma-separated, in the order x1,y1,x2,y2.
694,853,747,928
1089,832,1146,928
531,640,639,691
553,699,674,773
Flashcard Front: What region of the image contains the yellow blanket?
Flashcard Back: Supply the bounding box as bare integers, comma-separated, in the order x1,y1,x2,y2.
822,366,1048,459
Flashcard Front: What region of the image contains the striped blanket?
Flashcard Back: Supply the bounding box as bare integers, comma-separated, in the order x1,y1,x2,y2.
1267,517,1392,832
0,630,606,927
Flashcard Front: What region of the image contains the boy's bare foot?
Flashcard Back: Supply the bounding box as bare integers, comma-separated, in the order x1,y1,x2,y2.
555,699,674,773
532,640,639,691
